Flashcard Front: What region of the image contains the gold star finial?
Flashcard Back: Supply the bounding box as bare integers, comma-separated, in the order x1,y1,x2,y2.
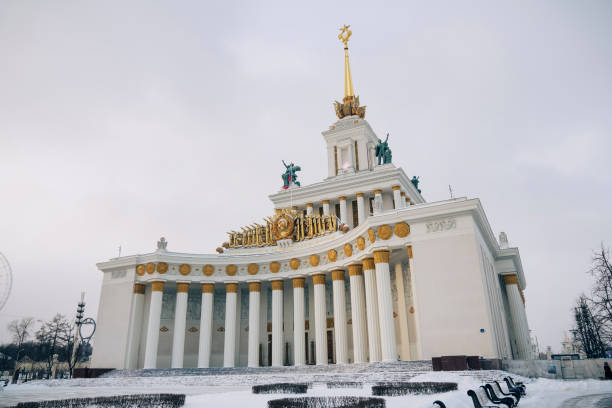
338,24,352,48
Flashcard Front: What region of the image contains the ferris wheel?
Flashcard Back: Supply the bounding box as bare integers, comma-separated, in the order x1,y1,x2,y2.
0,252,13,312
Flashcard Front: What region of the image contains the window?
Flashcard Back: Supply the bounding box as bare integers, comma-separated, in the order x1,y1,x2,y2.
369,197,374,215
352,200,359,227
335,203,341,219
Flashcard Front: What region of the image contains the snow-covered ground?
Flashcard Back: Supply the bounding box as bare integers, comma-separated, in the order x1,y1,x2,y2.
3,364,612,408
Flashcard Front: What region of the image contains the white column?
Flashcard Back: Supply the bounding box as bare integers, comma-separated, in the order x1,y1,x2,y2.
374,250,397,362
306,203,313,216
293,277,306,366
332,270,348,364
144,281,164,369
400,192,406,209
519,299,532,359
363,258,381,362
348,264,368,364
373,189,384,215
504,275,529,359
124,283,145,369
392,186,402,209
323,200,330,216
248,282,261,367
171,282,189,368
198,283,214,368
394,263,410,361
313,274,328,365
223,283,238,367
356,193,366,225
339,196,348,225
271,280,284,366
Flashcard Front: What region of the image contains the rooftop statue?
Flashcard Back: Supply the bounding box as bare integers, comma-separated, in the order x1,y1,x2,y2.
375,133,392,165
156,237,167,251
411,176,421,194
282,160,301,189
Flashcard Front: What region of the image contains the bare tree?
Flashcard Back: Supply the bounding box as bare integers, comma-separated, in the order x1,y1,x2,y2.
36,314,73,376
572,295,607,358
587,243,612,342
7,317,36,363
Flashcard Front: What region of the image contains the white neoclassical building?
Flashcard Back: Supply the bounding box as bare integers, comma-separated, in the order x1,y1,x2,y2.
90,30,532,370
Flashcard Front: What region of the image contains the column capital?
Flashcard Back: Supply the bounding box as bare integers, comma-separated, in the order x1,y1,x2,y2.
407,245,413,259
292,277,305,288
271,280,284,291
348,264,363,276
503,274,519,286
392,185,401,191
313,273,326,285
332,269,345,281
356,192,364,198
322,199,330,204
226,282,238,293
291,205,298,211
373,189,382,195
248,282,261,292
362,257,375,270
306,202,313,208
134,283,146,294
151,281,165,292
338,196,347,201
201,283,214,293
400,191,406,197
176,282,190,293
373,250,390,264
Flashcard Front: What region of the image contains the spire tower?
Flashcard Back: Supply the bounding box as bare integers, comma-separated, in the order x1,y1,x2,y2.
334,25,366,119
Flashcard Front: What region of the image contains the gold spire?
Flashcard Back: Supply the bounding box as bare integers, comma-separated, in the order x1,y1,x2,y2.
334,25,365,119
338,24,355,100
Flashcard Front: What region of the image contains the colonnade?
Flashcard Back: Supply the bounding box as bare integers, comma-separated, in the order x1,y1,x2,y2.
127,250,399,369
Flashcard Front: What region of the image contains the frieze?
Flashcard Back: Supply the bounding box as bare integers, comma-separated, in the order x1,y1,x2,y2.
426,218,456,233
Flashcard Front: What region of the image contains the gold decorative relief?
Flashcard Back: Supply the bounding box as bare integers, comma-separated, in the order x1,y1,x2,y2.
136,264,145,276
309,254,320,267
226,264,237,276
367,228,376,243
289,258,300,270
145,262,155,274
356,236,365,250
377,224,392,240
328,249,338,262
160,326,169,332
179,264,191,276
394,222,410,238
247,263,259,275
188,327,198,333
203,264,214,276
344,243,353,257
270,261,281,273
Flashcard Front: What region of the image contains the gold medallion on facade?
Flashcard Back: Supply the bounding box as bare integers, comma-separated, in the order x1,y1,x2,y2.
273,212,295,240
394,222,410,238
309,254,320,267
344,243,353,257
203,264,214,276
289,258,300,270
269,261,281,273
247,263,259,275
367,228,376,243
377,224,392,240
179,264,191,276
136,264,145,276
226,264,237,276
328,249,338,262
157,262,168,274
145,262,155,274
356,236,365,251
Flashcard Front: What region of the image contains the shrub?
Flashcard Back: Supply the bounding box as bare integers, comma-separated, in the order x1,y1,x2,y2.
253,383,309,394
372,382,457,396
15,394,185,408
268,396,385,408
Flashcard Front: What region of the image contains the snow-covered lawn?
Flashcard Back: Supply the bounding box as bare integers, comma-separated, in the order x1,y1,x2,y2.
4,369,612,407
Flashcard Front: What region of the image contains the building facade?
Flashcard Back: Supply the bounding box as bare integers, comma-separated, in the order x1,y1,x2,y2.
91,30,532,370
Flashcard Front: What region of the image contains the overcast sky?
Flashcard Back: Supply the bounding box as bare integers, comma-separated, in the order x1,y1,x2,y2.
1,1,611,352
